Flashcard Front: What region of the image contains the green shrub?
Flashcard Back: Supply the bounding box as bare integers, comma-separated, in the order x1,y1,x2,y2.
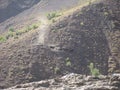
5,32,14,39
65,57,72,67
16,31,23,36
47,12,62,20
0,36,6,42
9,27,14,32
54,67,60,74
88,63,100,77
32,24,39,29
26,26,32,31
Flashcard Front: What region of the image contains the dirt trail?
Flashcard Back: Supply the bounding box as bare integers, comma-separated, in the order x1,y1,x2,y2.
37,16,49,45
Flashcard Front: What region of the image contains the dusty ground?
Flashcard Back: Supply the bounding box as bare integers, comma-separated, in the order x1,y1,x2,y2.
0,0,120,89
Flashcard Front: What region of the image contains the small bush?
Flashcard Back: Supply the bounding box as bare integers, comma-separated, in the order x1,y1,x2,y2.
0,36,6,42
65,57,72,67
5,32,14,39
88,63,100,77
54,67,60,74
47,12,62,20
16,31,23,36
26,26,32,31
32,24,39,29
9,27,14,32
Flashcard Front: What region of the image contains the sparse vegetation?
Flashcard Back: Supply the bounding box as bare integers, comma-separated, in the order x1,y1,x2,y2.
16,30,23,36
47,12,62,20
54,67,60,74
5,31,14,39
26,26,32,31
32,24,39,29
65,57,72,67
9,27,15,32
0,23,40,43
0,36,6,42
88,63,100,77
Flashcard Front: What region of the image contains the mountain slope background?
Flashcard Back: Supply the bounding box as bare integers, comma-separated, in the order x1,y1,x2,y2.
0,0,120,89
0,0,82,34
0,0,41,23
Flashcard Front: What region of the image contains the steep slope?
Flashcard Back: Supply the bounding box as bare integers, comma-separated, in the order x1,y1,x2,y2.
0,0,80,34
0,0,41,23
0,0,120,89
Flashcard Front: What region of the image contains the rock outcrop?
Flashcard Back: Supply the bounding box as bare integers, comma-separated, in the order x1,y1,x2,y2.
5,73,120,90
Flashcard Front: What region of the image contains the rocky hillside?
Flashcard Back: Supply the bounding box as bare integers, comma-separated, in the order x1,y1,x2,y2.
47,0,120,74
0,0,120,89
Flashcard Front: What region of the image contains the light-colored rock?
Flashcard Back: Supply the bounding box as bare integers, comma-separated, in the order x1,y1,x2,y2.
5,73,120,90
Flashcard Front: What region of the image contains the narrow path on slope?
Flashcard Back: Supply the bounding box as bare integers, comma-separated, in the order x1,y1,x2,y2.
37,16,49,45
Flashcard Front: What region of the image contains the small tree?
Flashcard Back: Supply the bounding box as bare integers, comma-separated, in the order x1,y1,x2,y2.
88,63,100,77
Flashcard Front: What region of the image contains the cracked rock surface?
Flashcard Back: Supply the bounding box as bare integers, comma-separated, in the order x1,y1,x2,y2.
5,73,120,90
